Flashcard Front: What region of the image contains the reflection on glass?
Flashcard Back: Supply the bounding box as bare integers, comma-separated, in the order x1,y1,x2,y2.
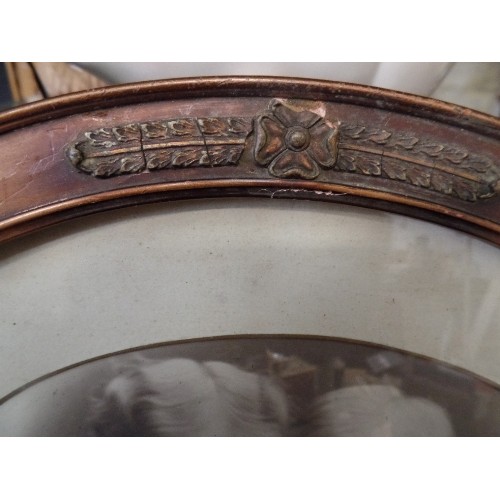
0,337,498,436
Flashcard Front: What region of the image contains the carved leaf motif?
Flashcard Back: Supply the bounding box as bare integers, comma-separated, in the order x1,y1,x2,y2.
337,153,381,176
337,122,499,202
208,145,245,165
227,118,253,134
338,154,357,172
367,130,392,144
146,147,211,169
145,150,173,170
339,125,392,144
464,157,493,174
167,119,200,137
68,105,497,204
119,155,144,174
141,121,169,139
417,143,469,164
198,118,226,135
475,183,496,199
453,180,477,202
431,173,454,195
171,148,209,166
418,143,445,157
91,157,123,177
341,125,366,139
86,128,116,148
443,149,468,164
70,114,253,177
357,157,381,176
382,160,407,181
81,154,145,177
406,167,431,188
392,136,419,149
113,124,141,142
198,117,253,136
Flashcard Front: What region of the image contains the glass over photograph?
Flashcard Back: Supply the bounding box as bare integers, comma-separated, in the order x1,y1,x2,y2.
1,336,498,436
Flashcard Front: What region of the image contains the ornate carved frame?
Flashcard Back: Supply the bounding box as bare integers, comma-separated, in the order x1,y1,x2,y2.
1,76,499,244
1,77,500,435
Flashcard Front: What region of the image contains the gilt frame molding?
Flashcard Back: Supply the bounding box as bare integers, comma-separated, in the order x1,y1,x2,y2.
0,77,499,245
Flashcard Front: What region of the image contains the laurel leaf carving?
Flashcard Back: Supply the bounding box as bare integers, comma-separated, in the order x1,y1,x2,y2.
453,180,477,201
198,118,227,135
119,155,144,174
443,149,469,164
167,119,201,137
418,143,445,157
198,117,253,137
338,122,499,201
357,157,382,176
113,124,141,142
91,157,123,177
208,145,245,165
367,130,392,144
67,103,497,204
86,128,116,148
431,173,454,195
382,160,407,181
337,154,357,172
146,147,211,169
337,153,381,176
171,148,209,166
227,118,253,134
141,121,169,139
392,136,419,149
464,157,494,174
145,150,172,170
406,167,431,188
341,125,366,139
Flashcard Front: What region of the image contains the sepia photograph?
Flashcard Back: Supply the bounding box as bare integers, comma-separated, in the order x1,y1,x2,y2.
1,336,498,436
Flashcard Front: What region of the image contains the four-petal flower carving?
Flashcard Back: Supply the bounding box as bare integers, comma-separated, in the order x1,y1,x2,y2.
254,100,339,179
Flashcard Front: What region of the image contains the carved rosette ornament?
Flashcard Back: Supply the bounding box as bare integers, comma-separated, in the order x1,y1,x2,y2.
254,100,339,180
67,99,499,203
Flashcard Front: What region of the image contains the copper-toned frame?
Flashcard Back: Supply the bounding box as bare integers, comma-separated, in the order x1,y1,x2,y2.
0,77,499,245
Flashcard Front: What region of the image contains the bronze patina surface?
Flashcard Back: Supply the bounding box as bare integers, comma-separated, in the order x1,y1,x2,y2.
0,77,499,244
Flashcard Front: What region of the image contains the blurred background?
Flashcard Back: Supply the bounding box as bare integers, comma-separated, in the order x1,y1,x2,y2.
1,62,499,116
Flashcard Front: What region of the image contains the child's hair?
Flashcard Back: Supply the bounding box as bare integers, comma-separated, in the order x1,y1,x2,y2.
87,358,289,436
307,384,454,437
